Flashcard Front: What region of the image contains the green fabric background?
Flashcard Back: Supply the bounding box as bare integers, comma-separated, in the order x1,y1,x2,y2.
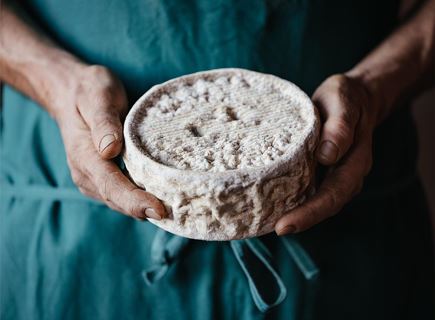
1,0,433,319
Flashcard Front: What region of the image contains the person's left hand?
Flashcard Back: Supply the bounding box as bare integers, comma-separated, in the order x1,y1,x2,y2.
275,74,379,235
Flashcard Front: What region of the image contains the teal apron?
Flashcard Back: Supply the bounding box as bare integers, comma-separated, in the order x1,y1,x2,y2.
1,1,434,319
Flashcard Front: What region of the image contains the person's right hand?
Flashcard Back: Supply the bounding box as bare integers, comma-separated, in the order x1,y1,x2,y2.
54,65,166,220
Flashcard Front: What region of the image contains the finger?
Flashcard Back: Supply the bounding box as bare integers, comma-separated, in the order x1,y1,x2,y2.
76,68,128,160
62,107,164,220
313,87,360,166
79,103,125,160
78,183,103,201
67,142,104,202
275,133,372,235
84,152,167,220
70,168,103,201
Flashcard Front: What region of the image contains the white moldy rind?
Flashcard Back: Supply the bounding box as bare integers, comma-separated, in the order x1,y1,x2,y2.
123,68,320,241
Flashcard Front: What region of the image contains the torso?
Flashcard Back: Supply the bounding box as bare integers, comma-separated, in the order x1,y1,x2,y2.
2,1,433,320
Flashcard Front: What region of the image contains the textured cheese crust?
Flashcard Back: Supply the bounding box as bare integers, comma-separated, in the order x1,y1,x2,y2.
123,69,320,240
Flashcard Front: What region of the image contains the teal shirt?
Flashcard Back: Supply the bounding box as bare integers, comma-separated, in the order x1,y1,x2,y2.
1,1,434,319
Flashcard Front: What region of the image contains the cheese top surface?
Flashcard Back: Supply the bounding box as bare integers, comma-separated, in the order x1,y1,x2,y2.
137,73,313,172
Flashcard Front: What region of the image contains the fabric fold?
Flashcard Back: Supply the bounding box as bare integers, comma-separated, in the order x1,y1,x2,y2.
142,229,191,285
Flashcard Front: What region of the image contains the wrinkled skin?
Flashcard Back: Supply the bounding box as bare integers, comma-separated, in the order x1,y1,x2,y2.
1,0,434,228
275,74,377,234
57,67,377,229
55,65,166,220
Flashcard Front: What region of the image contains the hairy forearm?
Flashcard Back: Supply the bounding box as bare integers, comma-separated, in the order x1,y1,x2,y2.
346,0,435,125
1,1,434,124
0,1,85,118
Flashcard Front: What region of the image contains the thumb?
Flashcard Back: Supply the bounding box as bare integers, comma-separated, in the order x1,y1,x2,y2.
91,111,124,159
78,101,124,159
316,113,356,166
312,87,360,165
75,66,128,160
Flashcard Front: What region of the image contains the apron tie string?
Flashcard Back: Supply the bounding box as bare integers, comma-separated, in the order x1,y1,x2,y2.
230,238,287,312
142,231,319,313
279,237,319,280
2,182,320,313
2,185,101,203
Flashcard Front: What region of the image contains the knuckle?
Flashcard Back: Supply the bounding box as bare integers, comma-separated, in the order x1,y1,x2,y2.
334,118,353,141
78,186,93,198
77,66,112,93
105,201,118,211
93,112,118,131
99,174,112,203
81,161,95,181
128,204,145,219
98,170,121,204
324,191,339,215
322,186,344,216
301,204,318,227
328,74,347,88
86,65,114,81
341,107,360,128
70,170,84,187
94,90,113,108
82,66,126,108
296,203,326,232
364,156,373,176
65,156,75,171
90,108,122,134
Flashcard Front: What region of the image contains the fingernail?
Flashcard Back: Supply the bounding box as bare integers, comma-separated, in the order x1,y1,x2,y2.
145,208,162,220
99,134,117,153
276,225,296,236
318,140,338,163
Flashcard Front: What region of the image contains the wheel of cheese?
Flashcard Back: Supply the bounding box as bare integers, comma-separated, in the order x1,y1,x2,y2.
123,68,320,240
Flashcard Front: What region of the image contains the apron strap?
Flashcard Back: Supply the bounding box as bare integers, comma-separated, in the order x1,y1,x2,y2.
2,184,102,204
279,237,319,280
230,238,287,312
142,230,320,313
3,182,320,313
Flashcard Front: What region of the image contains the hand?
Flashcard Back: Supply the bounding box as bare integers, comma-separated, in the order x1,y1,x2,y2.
275,74,378,235
54,65,166,220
